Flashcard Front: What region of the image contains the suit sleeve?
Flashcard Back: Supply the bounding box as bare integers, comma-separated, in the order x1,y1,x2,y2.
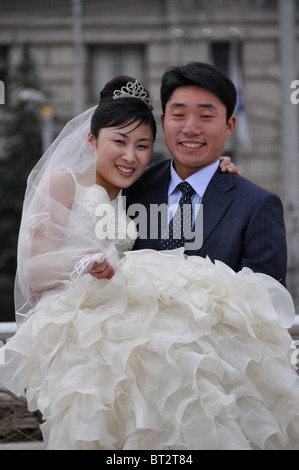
241,192,287,286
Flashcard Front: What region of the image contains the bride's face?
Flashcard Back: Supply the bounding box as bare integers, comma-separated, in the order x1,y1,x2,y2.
88,121,153,200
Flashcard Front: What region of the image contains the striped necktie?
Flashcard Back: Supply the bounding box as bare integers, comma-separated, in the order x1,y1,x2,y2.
159,181,194,250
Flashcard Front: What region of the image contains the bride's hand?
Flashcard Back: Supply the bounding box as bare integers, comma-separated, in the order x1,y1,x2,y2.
219,156,240,175
87,257,115,280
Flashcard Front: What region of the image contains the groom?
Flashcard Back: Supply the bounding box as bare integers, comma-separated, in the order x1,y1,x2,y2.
124,62,287,286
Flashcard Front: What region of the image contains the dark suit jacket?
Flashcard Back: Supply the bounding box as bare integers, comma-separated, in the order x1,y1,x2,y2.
123,159,287,286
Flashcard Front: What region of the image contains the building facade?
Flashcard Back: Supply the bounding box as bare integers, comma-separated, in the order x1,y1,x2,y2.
0,0,299,313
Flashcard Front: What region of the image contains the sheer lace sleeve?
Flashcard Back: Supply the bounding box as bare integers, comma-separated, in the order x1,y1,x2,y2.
13,106,114,325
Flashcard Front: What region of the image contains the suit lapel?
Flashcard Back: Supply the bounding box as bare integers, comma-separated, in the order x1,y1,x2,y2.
142,160,171,250
199,168,235,250
146,159,171,206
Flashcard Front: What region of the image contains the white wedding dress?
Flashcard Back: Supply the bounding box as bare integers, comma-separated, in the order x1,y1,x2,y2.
1,179,299,450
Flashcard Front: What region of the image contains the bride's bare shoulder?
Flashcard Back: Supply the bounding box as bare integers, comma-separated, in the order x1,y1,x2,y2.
49,172,76,208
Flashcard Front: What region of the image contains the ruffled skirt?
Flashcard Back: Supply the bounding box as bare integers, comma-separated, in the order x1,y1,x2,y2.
1,249,299,450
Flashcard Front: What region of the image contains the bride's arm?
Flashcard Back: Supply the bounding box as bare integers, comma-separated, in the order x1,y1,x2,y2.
26,173,112,294
30,172,75,259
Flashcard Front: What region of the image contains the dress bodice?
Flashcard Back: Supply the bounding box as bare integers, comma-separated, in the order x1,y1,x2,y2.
71,179,137,257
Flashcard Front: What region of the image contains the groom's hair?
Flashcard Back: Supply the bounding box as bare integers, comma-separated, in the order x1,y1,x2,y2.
160,62,237,122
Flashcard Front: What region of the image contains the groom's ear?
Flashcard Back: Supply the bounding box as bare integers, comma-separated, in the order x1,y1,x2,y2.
226,115,237,137
87,131,97,150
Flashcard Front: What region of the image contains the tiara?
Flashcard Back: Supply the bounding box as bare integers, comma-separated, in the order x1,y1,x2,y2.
113,80,152,109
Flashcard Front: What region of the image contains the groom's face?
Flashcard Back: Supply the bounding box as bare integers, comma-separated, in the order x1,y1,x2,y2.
161,86,236,180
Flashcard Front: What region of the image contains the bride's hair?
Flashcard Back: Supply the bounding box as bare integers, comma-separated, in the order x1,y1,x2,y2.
90,75,157,140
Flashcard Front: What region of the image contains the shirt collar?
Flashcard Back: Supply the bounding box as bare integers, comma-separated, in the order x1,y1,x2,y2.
168,159,220,198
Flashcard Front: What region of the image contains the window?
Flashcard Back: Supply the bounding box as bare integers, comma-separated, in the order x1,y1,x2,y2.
89,45,146,102
211,41,251,155
211,41,230,75
211,41,237,157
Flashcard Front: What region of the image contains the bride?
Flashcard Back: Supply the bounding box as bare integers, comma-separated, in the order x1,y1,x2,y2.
0,75,298,450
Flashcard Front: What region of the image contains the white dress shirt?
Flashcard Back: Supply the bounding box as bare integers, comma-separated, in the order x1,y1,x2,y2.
167,159,220,224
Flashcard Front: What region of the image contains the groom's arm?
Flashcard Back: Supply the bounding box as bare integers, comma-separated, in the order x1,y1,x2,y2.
241,192,287,286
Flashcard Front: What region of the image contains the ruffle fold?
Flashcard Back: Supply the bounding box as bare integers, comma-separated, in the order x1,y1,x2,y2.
1,249,298,450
